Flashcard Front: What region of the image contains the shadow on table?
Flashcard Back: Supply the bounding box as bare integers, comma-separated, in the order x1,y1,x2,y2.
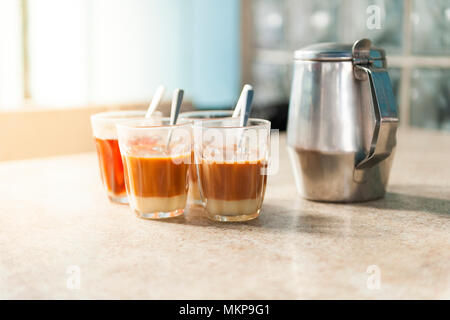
157,185,449,234
354,185,450,216
159,200,347,236
254,206,347,236
156,201,291,228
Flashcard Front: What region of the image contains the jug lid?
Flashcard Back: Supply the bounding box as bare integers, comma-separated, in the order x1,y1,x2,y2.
294,41,385,61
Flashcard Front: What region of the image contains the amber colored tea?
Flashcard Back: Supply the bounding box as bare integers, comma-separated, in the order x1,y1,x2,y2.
95,138,127,202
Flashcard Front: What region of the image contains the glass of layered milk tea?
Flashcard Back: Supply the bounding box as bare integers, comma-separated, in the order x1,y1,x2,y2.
178,110,233,206
116,118,192,219
193,118,271,222
90,110,162,204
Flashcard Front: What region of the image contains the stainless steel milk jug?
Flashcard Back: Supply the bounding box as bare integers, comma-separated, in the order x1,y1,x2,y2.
287,39,398,202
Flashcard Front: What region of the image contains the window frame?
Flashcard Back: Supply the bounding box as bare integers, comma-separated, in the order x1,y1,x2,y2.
242,0,450,129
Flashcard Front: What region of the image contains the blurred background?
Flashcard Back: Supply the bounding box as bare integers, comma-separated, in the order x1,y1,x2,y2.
0,0,449,160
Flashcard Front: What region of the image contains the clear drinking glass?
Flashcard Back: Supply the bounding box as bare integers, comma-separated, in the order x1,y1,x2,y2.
178,110,233,206
193,118,271,222
90,110,162,204
117,118,192,219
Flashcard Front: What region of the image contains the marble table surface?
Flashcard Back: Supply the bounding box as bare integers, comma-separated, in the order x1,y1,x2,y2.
1,129,449,299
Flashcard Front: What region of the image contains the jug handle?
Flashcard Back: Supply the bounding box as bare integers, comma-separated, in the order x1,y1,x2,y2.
353,65,398,170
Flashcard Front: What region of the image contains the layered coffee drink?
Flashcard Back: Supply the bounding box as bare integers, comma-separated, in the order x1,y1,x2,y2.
123,149,190,215
117,119,192,219
193,118,271,222
199,158,267,219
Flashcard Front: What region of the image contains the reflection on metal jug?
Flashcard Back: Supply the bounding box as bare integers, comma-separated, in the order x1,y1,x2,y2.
287,39,399,202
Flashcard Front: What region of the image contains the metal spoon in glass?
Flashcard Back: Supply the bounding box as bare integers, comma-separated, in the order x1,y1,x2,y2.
145,85,166,118
239,86,253,127
232,84,252,118
237,86,254,155
166,88,184,149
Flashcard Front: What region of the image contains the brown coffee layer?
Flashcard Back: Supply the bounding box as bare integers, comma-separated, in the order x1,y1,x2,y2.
199,160,267,201
123,154,190,198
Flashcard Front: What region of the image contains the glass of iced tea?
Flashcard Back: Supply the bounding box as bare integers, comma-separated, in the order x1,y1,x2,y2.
117,119,192,219
90,110,162,204
178,110,233,206
193,118,271,222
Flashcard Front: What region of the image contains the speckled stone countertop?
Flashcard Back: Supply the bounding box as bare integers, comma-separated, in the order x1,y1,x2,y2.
0,129,449,299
